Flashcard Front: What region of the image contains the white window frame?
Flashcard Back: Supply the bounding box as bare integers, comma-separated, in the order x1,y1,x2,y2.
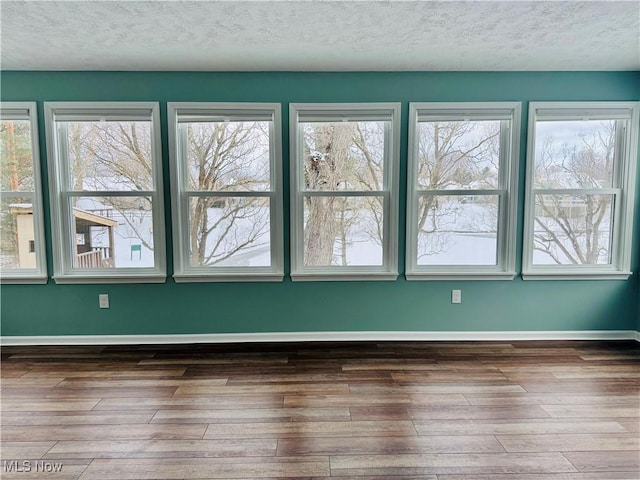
406,102,521,280
290,103,400,281
168,103,284,282
0,102,47,283
44,102,166,284
522,102,639,280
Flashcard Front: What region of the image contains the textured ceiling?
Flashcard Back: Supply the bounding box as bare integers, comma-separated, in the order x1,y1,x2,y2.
1,1,639,71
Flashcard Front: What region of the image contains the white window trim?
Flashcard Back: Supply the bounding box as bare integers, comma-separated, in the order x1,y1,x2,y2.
44,102,166,284
522,101,639,280
0,102,48,284
405,102,521,281
167,103,284,282
289,103,400,281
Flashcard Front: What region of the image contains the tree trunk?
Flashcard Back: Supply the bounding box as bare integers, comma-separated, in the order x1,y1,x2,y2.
6,121,19,190
303,124,354,266
304,196,336,266
339,202,348,266
190,197,209,266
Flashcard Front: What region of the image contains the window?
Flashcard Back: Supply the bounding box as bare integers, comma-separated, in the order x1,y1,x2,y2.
290,103,400,281
168,103,283,281
406,103,521,280
523,102,639,280
0,102,47,283
45,102,165,283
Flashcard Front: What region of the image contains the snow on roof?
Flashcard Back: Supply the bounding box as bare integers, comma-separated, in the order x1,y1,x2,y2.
72,208,118,227
8,203,116,226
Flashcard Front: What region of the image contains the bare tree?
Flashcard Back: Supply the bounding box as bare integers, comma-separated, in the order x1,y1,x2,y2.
353,124,385,247
67,120,271,266
68,122,155,251
533,122,615,264
185,122,270,266
302,122,384,266
415,121,499,261
0,120,34,266
303,123,355,266
1,120,34,190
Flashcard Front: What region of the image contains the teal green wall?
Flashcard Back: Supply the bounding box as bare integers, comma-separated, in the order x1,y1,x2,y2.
1,71,639,336
636,272,640,332
637,275,640,332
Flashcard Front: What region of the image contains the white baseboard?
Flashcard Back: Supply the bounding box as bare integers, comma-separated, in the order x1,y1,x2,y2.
1,330,638,346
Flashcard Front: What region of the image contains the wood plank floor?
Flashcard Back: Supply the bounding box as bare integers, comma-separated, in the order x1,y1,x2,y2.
1,340,638,479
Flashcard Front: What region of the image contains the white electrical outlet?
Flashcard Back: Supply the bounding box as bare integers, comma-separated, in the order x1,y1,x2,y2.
99,294,110,309
451,289,462,304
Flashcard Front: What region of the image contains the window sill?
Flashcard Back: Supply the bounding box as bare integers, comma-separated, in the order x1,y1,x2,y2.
53,274,167,284
0,275,48,285
522,271,632,281
405,272,516,281
173,273,284,283
291,272,398,282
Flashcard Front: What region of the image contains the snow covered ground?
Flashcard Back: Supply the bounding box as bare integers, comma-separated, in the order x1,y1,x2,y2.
74,198,155,269
74,199,610,270
100,210,155,269
418,233,497,266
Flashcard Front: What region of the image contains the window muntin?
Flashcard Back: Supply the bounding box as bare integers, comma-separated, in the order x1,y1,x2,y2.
0,103,47,283
169,104,283,281
523,103,638,279
290,104,400,280
45,103,165,283
406,103,520,279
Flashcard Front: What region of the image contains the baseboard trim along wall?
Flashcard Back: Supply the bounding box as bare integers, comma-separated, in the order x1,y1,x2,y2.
1,330,638,346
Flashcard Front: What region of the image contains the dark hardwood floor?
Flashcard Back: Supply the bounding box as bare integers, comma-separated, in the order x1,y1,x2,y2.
1,340,639,479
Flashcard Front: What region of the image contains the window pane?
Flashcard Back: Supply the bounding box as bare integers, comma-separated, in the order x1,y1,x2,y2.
182,121,271,192
533,194,614,265
417,121,500,190
302,121,385,191
0,119,34,191
188,196,271,267
63,121,153,191
70,196,154,269
1,197,36,270
417,195,498,266
303,196,383,266
534,120,616,189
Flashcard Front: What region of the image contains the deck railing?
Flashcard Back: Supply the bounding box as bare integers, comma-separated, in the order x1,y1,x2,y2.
76,250,104,269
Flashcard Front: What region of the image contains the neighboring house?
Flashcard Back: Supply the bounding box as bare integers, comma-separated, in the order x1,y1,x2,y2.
8,204,37,269
73,208,118,268
536,196,588,219
10,204,118,269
